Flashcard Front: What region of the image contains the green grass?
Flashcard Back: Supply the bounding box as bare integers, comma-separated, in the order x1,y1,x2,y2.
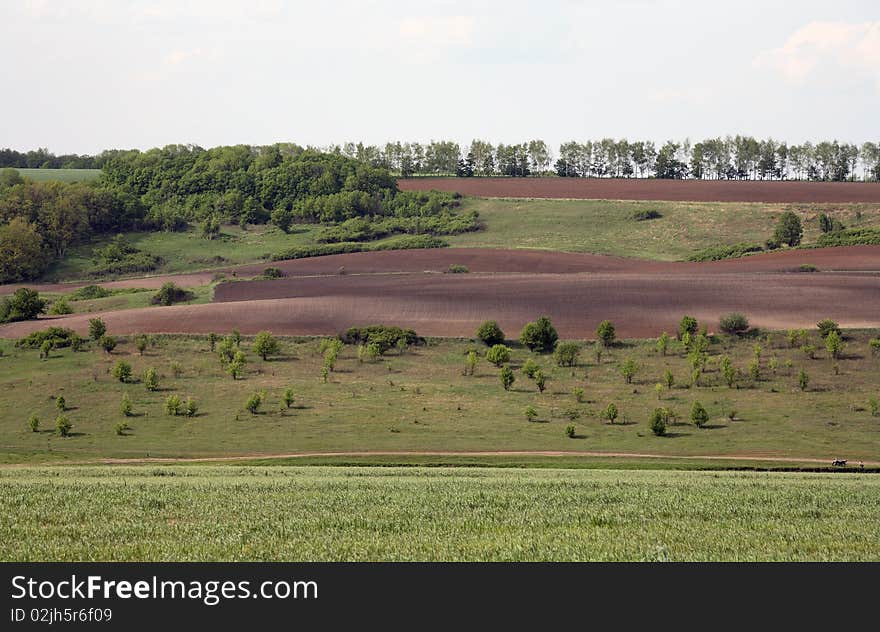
446,198,880,260
43,284,215,315
14,168,102,183
1,466,877,561
1,331,878,465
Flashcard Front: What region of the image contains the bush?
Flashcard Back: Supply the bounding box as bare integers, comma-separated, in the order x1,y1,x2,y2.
601,403,619,424
227,351,246,379
719,312,750,335
814,227,880,248
620,358,639,384
476,320,505,346
28,414,39,433
519,316,558,353
114,422,130,436
656,332,670,355
143,368,159,391
486,344,511,367
55,415,72,437
151,282,193,306
798,369,810,391
825,330,844,359
0,288,46,323
817,319,840,339
870,338,880,357
686,243,764,262
134,334,149,355
121,393,133,417
15,327,78,350
282,388,295,409
519,358,537,378
798,264,818,273
112,361,132,383
184,398,199,417
464,350,477,376
245,392,263,415
99,335,117,354
663,368,675,389
596,320,616,347
88,318,107,341
678,316,698,340
572,387,585,403
773,211,803,247
565,424,577,438
534,370,546,393
165,395,183,416
344,325,419,353
271,235,448,261
70,285,112,300
524,405,538,422
630,209,662,221
39,340,52,360
563,406,581,422
253,331,280,361
690,401,709,428
553,342,580,367
500,366,515,391
263,266,284,279
649,408,669,436
447,264,469,274
49,298,73,315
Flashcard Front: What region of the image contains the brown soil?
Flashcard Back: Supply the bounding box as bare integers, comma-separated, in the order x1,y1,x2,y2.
398,177,880,203
2,247,878,340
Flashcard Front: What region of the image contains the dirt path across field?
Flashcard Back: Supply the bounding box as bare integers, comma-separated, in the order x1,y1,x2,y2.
398,177,880,203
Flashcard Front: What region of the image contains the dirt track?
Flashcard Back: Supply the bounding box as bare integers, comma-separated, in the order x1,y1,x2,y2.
2,247,879,340
398,177,880,203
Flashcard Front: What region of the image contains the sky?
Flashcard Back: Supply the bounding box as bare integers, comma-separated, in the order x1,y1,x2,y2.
1,0,879,154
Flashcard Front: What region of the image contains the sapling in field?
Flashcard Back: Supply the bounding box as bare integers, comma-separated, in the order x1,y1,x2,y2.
500,366,515,391
690,401,709,428
602,403,618,424
534,370,546,393
524,405,538,422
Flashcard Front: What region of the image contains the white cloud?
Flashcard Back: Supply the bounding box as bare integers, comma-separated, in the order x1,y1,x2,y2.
398,16,475,47
754,21,880,84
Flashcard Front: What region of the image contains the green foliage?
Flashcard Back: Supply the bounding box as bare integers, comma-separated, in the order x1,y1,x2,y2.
563,406,581,422
99,335,117,354
678,316,698,340
572,387,585,403
463,350,478,376
15,327,78,350
208,332,219,352
801,344,816,360
475,320,505,346
227,351,246,380
55,415,72,437
164,395,182,416
630,209,662,221
114,422,130,436
245,392,263,415
151,282,194,306
565,424,577,438
184,398,199,418
143,368,159,392
555,342,581,369
70,285,112,300
344,325,419,353
500,366,515,391
656,332,670,356
447,264,470,274
271,235,448,261
253,331,280,361
55,396,66,412
39,340,52,360
524,405,538,422
485,344,511,367
49,298,73,315
749,360,761,382
773,211,803,247
719,312,750,335
262,267,284,279
0,288,46,323
534,370,546,393
798,369,810,391
112,361,132,383
686,243,764,262
27,414,39,433
869,396,879,417
620,358,639,384
0,218,51,283
282,388,295,409
817,319,841,339
798,264,818,273
120,393,133,417
650,408,669,436
601,403,619,424
815,227,880,248
201,214,221,240
596,320,616,347
869,338,880,357
690,402,709,428
88,318,107,341
91,236,163,276
825,330,844,360
519,316,558,353
663,368,675,389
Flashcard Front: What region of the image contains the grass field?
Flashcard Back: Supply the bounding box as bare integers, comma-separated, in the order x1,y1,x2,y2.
446,198,880,260
1,466,877,561
1,330,878,465
42,284,215,315
14,168,102,183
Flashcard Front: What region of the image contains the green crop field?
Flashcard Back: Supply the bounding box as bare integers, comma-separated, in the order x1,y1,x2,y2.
1,466,877,561
2,330,878,465
446,198,880,260
14,168,102,183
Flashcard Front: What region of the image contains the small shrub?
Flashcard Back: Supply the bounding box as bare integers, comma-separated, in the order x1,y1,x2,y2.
620,358,639,384
630,209,662,221
143,368,159,391
554,341,581,367
798,264,818,273
500,366,515,391
447,264,469,274
719,312,750,335
572,387,585,403
55,395,66,412
112,361,133,383
263,266,284,278
656,332,670,356
486,344,511,367
869,338,880,357
522,358,540,379
184,398,198,417
655,383,664,400
801,344,816,360
49,298,73,315
151,282,194,306
99,335,117,354
464,350,478,376
601,403,618,424
28,414,39,432
649,408,668,436
798,369,809,391
868,396,879,417
253,331,280,361
824,329,844,360
39,340,52,360
114,422,130,436
170,361,183,378
565,424,577,438
596,320,616,347
663,368,675,389
88,317,106,341
475,320,505,346
563,406,581,422
678,315,698,340
519,316,558,353
690,401,709,428
164,395,182,416
282,388,295,409
135,335,149,355
534,370,546,393
749,360,760,382
524,405,538,422
55,415,72,437
816,319,840,339
120,393,133,417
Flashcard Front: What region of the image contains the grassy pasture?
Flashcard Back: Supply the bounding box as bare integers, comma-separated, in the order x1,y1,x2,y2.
446,198,880,260
1,330,878,465
1,466,877,561
14,168,102,183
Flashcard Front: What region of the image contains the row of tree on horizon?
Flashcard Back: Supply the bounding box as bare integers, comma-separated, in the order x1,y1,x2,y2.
2,136,879,182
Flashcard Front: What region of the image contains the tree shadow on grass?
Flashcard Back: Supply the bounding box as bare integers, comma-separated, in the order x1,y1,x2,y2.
701,423,728,430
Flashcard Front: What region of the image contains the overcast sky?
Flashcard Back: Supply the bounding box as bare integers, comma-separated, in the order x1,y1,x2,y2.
1,0,878,154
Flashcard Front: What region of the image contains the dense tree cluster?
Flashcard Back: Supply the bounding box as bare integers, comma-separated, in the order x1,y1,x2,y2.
0,147,107,169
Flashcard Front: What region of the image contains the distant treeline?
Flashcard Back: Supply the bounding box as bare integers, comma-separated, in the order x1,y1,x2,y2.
0,144,474,283
323,138,880,182
0,148,106,170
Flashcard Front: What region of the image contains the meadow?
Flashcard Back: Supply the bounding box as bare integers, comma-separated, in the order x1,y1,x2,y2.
1,328,878,465
1,466,877,561
14,168,102,183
